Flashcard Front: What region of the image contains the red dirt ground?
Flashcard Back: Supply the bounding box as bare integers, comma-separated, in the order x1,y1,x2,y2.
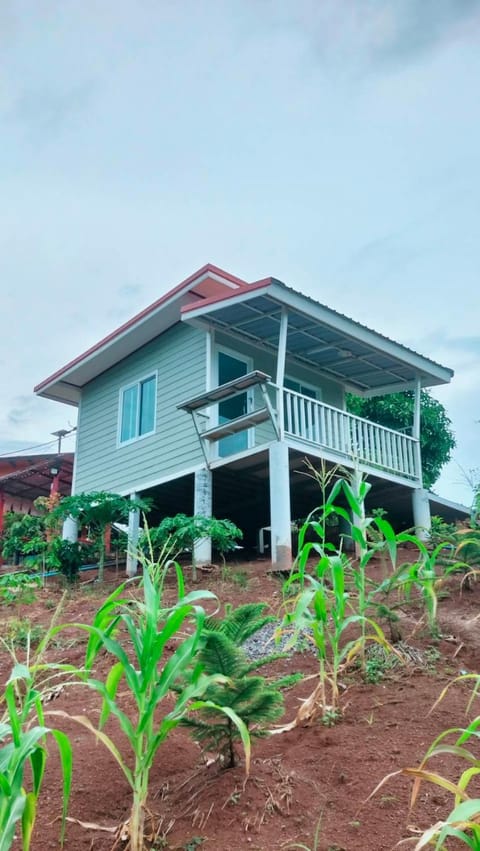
2,555,480,851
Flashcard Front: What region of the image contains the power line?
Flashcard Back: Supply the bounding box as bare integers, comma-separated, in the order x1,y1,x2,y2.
0,430,76,459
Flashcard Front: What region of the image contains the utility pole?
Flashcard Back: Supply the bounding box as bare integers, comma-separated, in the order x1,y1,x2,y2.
51,428,74,454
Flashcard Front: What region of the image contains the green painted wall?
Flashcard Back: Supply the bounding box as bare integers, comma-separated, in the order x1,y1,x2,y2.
74,323,206,494
73,322,348,495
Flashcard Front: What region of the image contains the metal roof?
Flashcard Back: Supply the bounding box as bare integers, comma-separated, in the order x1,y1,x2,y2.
0,454,74,502
34,264,453,405
181,278,453,395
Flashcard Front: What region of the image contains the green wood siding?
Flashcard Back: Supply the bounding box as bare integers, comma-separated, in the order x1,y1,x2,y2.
74,324,206,494
213,330,344,406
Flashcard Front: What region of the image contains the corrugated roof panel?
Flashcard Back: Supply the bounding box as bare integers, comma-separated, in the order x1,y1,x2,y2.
236,316,280,338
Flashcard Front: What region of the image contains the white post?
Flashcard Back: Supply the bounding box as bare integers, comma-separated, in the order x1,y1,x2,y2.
194,467,212,565
126,492,140,578
62,516,78,542
269,441,292,569
275,308,289,440
411,376,431,538
412,375,424,485
351,469,366,558
413,376,421,442
412,487,431,540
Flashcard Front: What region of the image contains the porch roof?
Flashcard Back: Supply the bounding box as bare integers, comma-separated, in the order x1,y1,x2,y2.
181,278,453,395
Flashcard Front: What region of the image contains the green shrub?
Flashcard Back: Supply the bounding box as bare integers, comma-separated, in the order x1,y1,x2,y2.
140,514,242,579
45,538,87,584
180,603,284,767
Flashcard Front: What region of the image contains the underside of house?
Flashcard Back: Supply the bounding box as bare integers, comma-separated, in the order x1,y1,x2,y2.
34,264,458,570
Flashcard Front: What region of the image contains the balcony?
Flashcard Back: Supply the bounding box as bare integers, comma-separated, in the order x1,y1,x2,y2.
179,373,421,484
283,387,420,482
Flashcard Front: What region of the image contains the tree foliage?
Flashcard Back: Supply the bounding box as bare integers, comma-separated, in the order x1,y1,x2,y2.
139,514,243,579
1,513,47,566
179,603,284,767
49,491,150,581
346,390,456,489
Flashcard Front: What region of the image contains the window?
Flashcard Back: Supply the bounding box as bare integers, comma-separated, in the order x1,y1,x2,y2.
119,374,157,444
284,377,318,399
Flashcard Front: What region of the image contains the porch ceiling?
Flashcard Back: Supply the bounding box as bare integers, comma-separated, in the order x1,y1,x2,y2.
182,281,453,396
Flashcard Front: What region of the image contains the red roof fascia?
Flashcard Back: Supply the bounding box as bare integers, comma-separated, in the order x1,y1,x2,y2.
181,277,273,315
34,263,249,392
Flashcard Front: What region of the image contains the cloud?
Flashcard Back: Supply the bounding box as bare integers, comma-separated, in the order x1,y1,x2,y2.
6,80,96,136
345,229,424,283
118,283,143,300
260,0,480,72
370,0,480,66
4,395,46,429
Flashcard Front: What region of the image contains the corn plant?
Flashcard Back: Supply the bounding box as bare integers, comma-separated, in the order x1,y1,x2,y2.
49,553,250,851
370,673,480,849
0,635,72,851
281,471,404,724
283,550,393,721
378,535,467,637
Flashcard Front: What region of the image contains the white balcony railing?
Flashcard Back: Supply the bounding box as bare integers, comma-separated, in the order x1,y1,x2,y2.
283,388,420,481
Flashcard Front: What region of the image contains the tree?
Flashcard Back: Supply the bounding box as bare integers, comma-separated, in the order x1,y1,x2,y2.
179,603,284,767
1,512,47,567
346,390,456,489
50,491,150,581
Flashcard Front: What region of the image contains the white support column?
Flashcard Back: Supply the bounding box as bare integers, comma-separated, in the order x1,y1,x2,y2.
269,441,292,570
275,308,289,440
411,376,431,538
413,376,422,442
412,487,431,540
126,492,140,578
351,469,366,558
62,516,78,542
194,467,213,565
412,375,424,485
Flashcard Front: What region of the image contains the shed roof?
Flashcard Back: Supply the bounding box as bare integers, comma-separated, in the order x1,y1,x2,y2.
0,453,74,502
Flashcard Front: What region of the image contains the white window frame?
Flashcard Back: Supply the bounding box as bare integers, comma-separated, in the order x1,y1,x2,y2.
117,370,158,447
214,345,254,456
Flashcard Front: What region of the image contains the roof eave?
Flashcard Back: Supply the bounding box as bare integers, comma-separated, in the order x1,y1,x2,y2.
35,263,250,403
181,280,454,388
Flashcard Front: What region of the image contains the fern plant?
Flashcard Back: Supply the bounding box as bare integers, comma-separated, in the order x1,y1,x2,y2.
181,603,284,767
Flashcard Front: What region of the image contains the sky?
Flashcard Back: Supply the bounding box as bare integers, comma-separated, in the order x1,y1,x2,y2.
0,0,479,506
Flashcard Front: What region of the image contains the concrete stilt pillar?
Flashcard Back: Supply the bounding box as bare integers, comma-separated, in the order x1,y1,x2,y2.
269,441,292,570
126,493,140,577
412,487,431,540
194,467,213,565
62,516,78,542
338,514,354,553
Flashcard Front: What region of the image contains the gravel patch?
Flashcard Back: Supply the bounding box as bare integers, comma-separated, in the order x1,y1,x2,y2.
242,621,314,661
